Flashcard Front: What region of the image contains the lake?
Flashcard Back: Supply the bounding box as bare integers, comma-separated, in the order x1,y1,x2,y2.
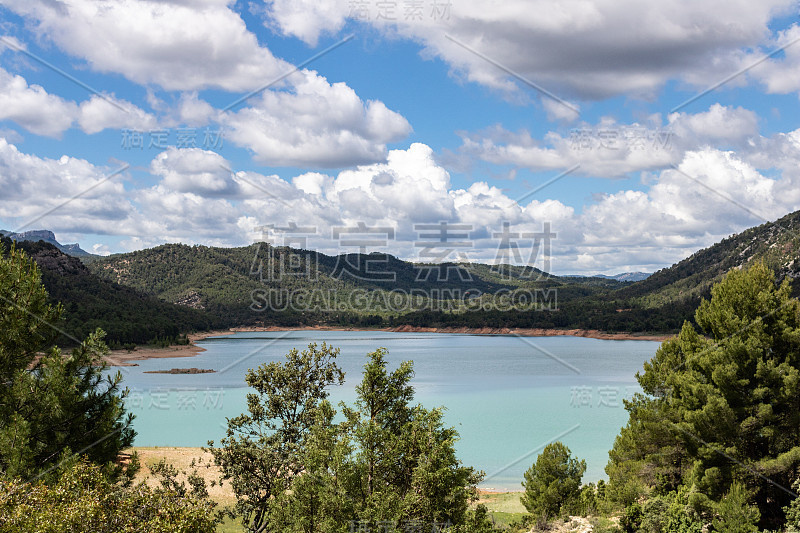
120,330,659,490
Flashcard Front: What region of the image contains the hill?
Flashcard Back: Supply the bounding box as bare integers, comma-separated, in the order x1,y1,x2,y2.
1,238,222,347
88,243,627,328
64,209,800,337
595,272,651,282
617,210,800,307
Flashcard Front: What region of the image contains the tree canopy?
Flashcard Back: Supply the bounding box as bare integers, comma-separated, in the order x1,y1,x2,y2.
0,244,134,480
210,344,484,532
521,441,586,519
607,262,800,528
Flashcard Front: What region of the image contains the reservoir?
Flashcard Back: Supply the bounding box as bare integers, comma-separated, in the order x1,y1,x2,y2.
121,330,659,490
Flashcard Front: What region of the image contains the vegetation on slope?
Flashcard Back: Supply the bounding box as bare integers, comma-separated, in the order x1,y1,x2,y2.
1,238,221,346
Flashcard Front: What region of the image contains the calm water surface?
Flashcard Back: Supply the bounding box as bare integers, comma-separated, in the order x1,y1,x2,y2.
120,331,658,490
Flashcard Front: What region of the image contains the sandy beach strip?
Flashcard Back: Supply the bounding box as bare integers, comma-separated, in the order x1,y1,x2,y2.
104,325,669,366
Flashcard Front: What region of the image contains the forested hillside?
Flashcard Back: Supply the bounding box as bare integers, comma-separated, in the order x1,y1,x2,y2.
617,209,800,306
86,210,800,335
1,238,221,346
13,209,798,341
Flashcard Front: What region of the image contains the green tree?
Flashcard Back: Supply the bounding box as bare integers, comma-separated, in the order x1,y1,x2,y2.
215,346,483,532
207,342,345,533
0,244,134,479
713,483,759,533
520,441,586,519
343,348,483,529
0,457,217,532
638,487,702,533
785,479,800,532
607,262,800,528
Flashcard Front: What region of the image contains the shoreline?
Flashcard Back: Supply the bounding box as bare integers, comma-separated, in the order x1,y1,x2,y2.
104,329,235,366
105,325,668,366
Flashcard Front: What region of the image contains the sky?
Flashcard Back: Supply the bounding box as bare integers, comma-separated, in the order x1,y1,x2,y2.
0,0,799,275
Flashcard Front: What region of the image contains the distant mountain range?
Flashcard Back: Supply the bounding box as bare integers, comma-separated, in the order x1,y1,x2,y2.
0,229,94,257
5,209,800,343
565,272,651,282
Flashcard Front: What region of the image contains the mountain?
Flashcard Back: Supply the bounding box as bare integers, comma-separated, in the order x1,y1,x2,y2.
565,272,652,282
88,243,627,328
594,272,651,282
1,237,221,347
0,229,95,257
46,208,800,337
617,209,800,307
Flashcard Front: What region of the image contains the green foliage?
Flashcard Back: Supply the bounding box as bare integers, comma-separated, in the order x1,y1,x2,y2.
520,441,586,519
0,458,217,532
713,483,760,533
0,244,134,480
340,348,483,529
607,262,800,529
578,483,599,516
212,344,485,532
620,502,643,533
207,342,345,532
785,479,800,532
638,487,702,533
2,238,220,346
88,240,692,335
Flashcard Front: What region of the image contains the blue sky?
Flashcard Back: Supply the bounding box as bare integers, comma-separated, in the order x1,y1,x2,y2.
1,0,799,274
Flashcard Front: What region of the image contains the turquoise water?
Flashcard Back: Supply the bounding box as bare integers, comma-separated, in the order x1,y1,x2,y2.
119,331,658,490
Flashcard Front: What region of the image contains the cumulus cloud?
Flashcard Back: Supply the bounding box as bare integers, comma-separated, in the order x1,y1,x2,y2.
129,139,800,274
0,137,137,234
77,95,158,134
221,70,411,167
2,1,413,168
456,104,760,178
260,0,795,102
3,0,289,92
259,0,349,47
0,67,157,136
0,67,77,137
3,125,800,274
749,25,800,95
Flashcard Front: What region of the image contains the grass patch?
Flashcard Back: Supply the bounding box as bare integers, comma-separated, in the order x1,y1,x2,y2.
475,491,527,528
217,516,245,532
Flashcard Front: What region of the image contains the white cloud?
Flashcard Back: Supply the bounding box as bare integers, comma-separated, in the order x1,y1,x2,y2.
457,104,760,178
260,0,348,47
0,137,138,234
3,132,800,275
77,95,158,134
261,0,795,102
293,172,332,195
150,147,236,196
0,66,158,136
221,70,411,167
3,0,289,92
749,25,800,95
0,67,77,137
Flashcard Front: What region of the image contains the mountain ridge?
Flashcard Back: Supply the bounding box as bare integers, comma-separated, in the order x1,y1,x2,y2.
0,229,95,257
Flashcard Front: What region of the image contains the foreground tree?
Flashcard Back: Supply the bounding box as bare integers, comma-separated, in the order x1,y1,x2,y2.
785,479,800,532
343,348,482,528
607,262,800,528
521,441,585,519
214,346,484,532
207,342,345,532
0,244,134,479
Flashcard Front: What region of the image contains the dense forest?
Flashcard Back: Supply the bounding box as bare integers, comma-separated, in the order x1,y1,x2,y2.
0,237,223,347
